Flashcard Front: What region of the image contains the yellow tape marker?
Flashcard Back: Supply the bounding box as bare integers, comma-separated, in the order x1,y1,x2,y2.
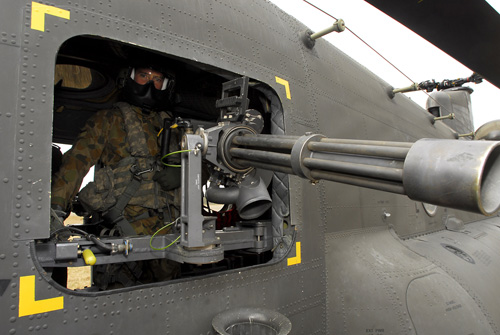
19,275,64,317
287,241,302,266
275,76,291,100
31,1,70,32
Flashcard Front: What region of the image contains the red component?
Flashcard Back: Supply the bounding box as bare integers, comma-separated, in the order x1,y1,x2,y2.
216,207,240,230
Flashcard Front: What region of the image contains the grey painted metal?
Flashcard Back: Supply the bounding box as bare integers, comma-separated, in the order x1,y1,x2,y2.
230,147,292,167
234,159,295,175
181,134,219,249
427,87,474,133
35,224,272,268
0,1,499,335
212,307,292,335
475,120,500,140
290,134,325,179
311,151,405,169
325,219,500,334
308,141,410,159
35,236,224,266
232,134,297,150
310,170,406,194
403,138,500,215
319,138,413,148
303,157,404,181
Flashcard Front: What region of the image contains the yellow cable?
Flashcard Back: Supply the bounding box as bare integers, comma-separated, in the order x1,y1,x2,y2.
160,149,191,168
149,220,181,251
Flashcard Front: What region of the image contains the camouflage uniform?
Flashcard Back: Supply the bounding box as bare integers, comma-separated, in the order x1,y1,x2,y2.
52,103,181,229
51,102,181,287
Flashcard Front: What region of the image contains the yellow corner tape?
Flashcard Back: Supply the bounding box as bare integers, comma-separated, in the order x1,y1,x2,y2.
31,2,70,32
19,275,64,317
275,76,291,100
287,241,302,266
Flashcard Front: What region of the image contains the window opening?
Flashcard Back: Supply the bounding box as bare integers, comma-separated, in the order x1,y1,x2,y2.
54,64,93,89
39,36,290,292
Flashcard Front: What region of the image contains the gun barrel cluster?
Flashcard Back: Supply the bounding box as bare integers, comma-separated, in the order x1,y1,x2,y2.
226,133,500,216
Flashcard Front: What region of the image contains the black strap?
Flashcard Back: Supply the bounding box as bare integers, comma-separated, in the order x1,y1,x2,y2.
102,175,142,236
101,102,155,236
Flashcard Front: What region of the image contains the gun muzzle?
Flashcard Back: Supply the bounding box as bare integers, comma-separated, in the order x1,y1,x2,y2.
403,139,500,215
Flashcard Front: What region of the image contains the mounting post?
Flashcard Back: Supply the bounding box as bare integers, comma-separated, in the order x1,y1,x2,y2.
302,19,345,49
310,19,345,40
432,113,455,124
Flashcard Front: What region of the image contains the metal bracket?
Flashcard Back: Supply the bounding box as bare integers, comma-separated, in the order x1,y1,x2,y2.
181,134,220,250
302,19,345,49
216,76,250,122
290,134,325,180
432,113,455,124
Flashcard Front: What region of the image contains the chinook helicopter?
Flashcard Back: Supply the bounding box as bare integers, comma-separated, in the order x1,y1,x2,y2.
2,0,500,334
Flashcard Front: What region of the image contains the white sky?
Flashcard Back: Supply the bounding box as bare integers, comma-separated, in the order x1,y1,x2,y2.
269,0,500,129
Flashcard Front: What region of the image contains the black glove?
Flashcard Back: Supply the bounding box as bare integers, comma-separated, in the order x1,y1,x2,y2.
153,167,181,191
50,205,71,240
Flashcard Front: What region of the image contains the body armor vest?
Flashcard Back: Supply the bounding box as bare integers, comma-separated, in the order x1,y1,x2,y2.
78,102,167,213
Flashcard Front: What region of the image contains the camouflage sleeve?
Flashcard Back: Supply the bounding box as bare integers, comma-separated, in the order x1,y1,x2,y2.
51,109,115,210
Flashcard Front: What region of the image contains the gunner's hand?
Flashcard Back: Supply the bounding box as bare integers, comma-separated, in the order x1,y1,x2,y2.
50,205,71,240
153,166,181,191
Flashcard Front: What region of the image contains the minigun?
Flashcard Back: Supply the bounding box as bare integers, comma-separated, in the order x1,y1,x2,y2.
180,77,500,254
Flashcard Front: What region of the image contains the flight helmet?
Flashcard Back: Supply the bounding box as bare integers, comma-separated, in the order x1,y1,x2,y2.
121,64,175,110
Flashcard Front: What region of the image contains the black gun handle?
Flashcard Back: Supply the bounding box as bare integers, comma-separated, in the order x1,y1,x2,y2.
160,118,172,159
